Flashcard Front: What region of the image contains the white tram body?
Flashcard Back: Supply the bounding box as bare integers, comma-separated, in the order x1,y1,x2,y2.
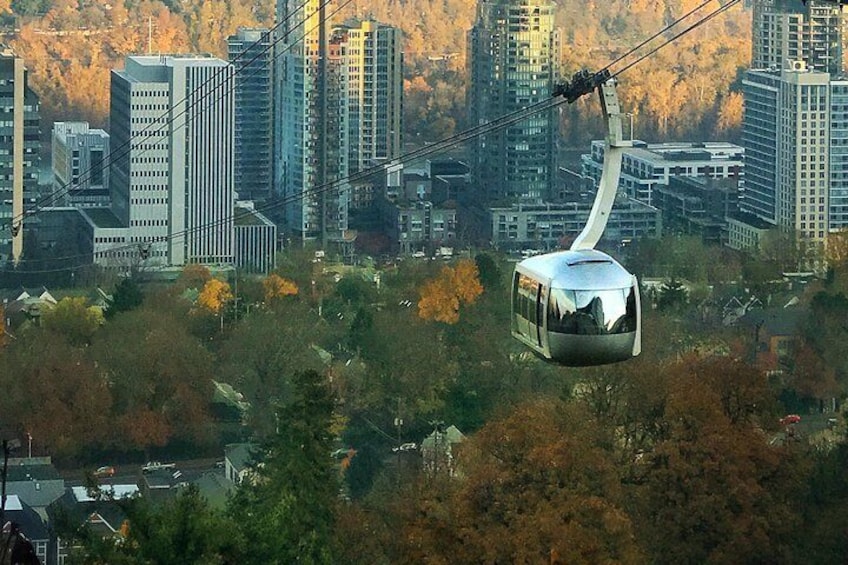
512,249,641,366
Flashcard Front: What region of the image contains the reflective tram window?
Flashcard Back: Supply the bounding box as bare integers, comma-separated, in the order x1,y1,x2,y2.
514,273,541,325
547,286,636,335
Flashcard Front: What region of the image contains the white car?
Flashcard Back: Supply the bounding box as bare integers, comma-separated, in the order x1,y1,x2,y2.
141,461,176,474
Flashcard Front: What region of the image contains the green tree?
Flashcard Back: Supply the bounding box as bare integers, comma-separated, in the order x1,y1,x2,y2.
41,296,104,347
229,370,337,563
105,277,144,319
58,485,243,564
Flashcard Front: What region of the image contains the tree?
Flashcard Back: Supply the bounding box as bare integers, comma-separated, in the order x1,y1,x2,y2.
197,278,233,315
92,308,215,452
262,273,298,304
395,400,644,564
41,296,104,347
229,370,337,563
418,259,483,324
627,356,803,564
0,340,112,458
105,277,144,319
58,485,244,564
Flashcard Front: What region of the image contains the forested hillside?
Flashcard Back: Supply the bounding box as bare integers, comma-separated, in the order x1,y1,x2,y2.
3,0,750,144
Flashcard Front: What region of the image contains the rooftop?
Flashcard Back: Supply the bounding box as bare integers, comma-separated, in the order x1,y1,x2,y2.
81,207,125,229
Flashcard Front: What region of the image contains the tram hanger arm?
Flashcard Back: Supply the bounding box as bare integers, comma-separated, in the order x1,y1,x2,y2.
568,76,632,251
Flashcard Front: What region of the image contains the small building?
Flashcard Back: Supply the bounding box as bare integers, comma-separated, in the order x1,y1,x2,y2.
725,211,775,252
233,203,277,274
582,140,743,207
224,443,255,485
421,425,465,477
3,456,66,523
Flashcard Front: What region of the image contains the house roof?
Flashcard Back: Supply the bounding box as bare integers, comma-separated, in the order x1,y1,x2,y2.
191,470,233,510
5,478,66,510
739,306,806,337
225,443,255,472
2,495,50,542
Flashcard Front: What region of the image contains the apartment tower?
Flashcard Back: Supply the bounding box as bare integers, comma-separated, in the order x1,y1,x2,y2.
467,0,560,202
227,28,275,203
0,48,39,266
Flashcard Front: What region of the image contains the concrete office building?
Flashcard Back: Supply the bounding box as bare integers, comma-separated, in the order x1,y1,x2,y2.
107,54,235,267
228,28,275,203
0,48,39,265
52,122,110,208
467,0,560,202
581,141,744,208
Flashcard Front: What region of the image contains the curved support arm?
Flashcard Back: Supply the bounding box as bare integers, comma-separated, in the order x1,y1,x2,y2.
571,79,632,251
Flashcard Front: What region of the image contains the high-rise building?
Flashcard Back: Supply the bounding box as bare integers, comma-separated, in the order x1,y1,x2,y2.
109,55,235,266
333,21,403,174
467,0,560,202
276,2,403,245
228,28,274,203
0,48,39,265
52,122,110,208
752,0,845,75
741,62,830,244
276,0,338,242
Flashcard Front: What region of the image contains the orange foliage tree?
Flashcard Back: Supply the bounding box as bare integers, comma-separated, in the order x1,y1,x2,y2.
263,273,299,303
417,259,483,324
197,278,233,314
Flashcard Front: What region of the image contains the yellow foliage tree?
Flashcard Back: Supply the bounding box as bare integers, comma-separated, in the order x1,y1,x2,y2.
418,259,484,324
197,278,233,314
263,273,299,303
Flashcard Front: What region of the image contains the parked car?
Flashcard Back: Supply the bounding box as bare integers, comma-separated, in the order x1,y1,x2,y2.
392,442,418,453
93,466,116,478
141,461,176,474
780,414,801,426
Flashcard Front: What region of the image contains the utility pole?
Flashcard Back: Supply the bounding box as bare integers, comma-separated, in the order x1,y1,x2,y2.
394,398,403,480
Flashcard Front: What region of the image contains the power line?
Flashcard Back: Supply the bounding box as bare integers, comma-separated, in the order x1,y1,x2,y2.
2,0,743,274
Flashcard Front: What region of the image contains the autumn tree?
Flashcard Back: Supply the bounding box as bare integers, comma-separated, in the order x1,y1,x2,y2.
262,273,298,304
624,356,803,564
395,400,644,564
0,339,112,458
92,308,215,453
417,259,483,324
197,278,233,315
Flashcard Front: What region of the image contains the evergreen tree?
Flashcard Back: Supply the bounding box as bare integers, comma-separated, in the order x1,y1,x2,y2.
105,278,144,319
229,370,337,564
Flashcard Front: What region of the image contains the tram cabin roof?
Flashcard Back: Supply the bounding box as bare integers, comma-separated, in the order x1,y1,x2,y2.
516,249,633,291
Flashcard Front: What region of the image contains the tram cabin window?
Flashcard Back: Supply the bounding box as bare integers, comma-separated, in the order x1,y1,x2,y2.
548,286,636,335
514,273,542,325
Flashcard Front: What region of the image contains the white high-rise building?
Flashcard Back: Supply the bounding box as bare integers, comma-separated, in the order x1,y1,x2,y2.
107,54,235,267
742,62,830,245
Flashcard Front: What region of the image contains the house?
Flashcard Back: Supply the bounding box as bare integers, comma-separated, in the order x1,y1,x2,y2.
224,443,255,485
1,495,51,564
48,484,139,564
2,287,58,332
738,305,805,369
3,457,66,522
421,425,465,477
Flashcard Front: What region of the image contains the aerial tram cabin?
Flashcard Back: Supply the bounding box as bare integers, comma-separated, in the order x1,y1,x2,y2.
512,74,642,366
